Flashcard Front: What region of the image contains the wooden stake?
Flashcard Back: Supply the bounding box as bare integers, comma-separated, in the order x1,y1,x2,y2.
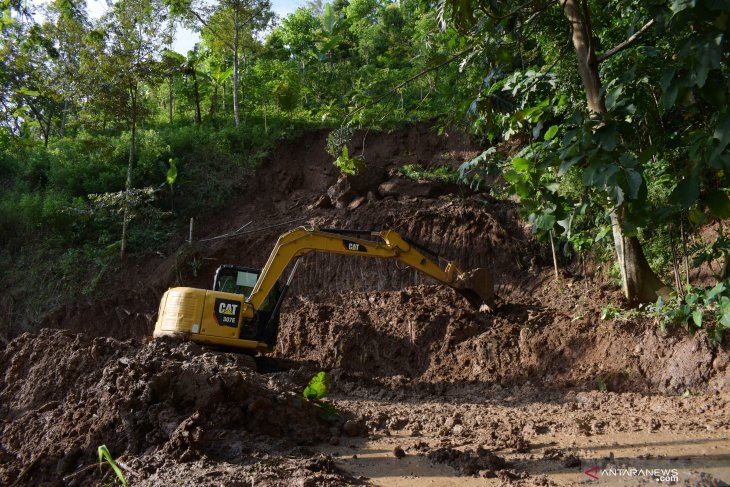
681,216,690,288
189,217,194,244
669,223,683,298
549,230,559,280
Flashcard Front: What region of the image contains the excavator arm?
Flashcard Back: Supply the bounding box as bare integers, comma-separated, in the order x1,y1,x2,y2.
153,226,494,353
246,227,494,316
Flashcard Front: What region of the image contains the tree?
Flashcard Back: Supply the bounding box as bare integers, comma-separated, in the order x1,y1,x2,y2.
43,0,89,139
83,0,170,258
441,0,729,304
171,0,274,128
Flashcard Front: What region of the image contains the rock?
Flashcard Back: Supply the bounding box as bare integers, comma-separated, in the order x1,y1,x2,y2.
326,175,356,208
342,419,364,437
393,446,406,458
347,196,366,210
311,194,332,209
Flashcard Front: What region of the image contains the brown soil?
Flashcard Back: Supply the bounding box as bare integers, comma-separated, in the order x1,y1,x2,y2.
2,124,729,486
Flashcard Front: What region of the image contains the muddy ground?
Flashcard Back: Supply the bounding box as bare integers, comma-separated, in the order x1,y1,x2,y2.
1,125,729,486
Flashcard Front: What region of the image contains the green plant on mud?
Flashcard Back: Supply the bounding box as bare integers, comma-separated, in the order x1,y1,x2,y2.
399,164,458,184
303,371,339,421
651,281,730,344
98,445,128,487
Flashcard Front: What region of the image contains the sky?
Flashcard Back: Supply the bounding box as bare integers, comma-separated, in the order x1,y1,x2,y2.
84,0,305,54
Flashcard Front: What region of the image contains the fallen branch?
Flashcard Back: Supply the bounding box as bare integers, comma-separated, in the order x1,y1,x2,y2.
115,458,143,478
62,463,98,483
199,221,253,242
226,218,310,240
11,457,39,487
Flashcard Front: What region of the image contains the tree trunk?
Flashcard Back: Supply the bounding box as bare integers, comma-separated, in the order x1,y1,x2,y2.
192,69,202,124
121,83,137,260
562,0,665,304
232,5,240,128
43,106,52,147
168,74,173,126
60,98,67,139
211,85,218,119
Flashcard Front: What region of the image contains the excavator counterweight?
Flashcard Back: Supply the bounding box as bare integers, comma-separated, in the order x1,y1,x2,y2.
154,227,496,353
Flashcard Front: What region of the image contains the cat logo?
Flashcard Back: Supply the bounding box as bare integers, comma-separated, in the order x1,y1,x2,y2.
214,298,241,328
343,239,367,252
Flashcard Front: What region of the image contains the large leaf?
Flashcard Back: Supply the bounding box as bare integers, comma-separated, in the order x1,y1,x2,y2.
719,297,730,328
704,282,726,303
596,123,618,152
512,157,530,172
624,169,642,200
670,176,700,208
705,190,730,218
544,125,558,141
534,212,556,231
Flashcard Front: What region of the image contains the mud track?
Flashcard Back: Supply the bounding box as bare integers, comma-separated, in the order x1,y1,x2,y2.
2,125,729,486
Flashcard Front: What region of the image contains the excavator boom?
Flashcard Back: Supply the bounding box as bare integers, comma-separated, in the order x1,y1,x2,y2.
154,227,494,352
247,227,493,311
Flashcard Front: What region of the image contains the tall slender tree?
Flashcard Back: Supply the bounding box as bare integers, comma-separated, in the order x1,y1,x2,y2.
83,0,170,258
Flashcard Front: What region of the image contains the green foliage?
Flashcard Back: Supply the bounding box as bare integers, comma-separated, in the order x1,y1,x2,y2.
399,163,458,184
303,371,338,421
98,445,128,487
303,371,329,401
652,281,730,344
600,304,622,322
332,146,365,175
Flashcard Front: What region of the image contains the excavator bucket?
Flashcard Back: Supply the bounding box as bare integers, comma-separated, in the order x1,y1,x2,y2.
454,268,497,312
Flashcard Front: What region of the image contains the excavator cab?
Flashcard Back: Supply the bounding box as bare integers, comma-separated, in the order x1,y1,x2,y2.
213,265,261,297
212,265,283,343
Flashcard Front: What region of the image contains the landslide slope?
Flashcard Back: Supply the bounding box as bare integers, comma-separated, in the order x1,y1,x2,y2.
2,125,728,486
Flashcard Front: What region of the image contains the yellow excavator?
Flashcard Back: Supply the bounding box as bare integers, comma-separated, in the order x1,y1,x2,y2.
154,227,495,353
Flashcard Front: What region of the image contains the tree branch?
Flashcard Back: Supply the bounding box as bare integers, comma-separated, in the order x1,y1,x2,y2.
344,46,474,123
597,19,655,63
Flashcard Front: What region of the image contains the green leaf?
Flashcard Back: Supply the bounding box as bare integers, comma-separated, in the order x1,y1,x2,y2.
558,154,581,176
706,190,730,218
719,297,730,328
624,169,642,200
544,125,558,141
671,0,696,14
512,157,530,172
596,124,618,152
670,176,700,208
303,371,329,401
98,445,128,487
605,85,623,111
691,310,702,328
534,212,556,231
166,159,177,186
704,282,726,303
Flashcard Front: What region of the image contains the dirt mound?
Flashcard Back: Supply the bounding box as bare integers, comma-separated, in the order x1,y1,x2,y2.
41,290,159,340
36,125,488,340
277,277,728,393
0,329,352,486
